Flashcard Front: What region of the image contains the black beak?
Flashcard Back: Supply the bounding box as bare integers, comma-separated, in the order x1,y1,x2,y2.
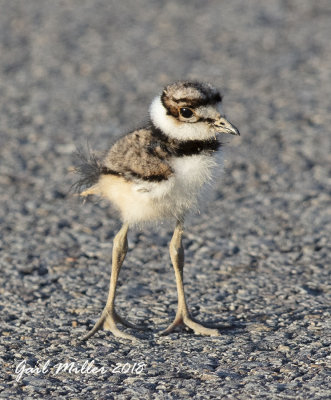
214,117,240,136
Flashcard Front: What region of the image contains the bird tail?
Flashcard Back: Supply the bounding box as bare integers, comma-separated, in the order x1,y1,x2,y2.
72,146,103,196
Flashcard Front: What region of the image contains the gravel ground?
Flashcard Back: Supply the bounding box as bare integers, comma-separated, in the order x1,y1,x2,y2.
1,0,330,399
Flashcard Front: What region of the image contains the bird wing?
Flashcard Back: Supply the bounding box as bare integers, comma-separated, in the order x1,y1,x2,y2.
102,128,174,183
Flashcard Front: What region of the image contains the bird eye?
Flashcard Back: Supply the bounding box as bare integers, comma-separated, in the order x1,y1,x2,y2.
179,107,193,118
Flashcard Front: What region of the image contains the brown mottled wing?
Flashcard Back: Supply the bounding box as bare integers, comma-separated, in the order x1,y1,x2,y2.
102,128,173,181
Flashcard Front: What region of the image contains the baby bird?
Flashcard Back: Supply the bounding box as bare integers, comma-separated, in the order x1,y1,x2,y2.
74,80,239,341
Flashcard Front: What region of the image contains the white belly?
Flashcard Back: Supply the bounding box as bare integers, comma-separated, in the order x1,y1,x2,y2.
99,152,223,225
133,152,223,222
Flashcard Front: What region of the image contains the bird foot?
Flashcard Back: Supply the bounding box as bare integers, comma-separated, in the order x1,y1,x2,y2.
160,313,220,337
81,309,147,342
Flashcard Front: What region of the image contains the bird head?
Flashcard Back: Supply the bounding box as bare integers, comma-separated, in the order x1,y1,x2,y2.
150,80,239,140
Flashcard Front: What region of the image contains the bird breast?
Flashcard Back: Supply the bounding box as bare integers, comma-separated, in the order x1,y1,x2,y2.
97,152,223,225
132,152,223,220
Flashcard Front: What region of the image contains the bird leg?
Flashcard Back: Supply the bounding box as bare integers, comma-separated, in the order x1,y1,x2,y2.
160,220,220,337
82,223,144,341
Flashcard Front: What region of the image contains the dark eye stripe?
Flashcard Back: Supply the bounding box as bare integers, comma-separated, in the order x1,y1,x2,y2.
198,117,214,123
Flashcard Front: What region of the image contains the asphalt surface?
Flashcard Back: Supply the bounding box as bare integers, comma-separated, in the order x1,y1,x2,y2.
0,0,330,399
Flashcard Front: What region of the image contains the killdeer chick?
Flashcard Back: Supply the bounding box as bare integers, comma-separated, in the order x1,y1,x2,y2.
74,80,239,341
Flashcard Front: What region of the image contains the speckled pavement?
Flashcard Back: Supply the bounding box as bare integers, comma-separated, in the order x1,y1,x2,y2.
0,1,330,399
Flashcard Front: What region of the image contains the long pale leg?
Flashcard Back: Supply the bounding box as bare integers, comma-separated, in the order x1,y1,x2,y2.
160,220,219,336
82,224,144,341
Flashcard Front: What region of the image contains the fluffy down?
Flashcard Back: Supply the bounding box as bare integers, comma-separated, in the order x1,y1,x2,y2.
82,152,222,225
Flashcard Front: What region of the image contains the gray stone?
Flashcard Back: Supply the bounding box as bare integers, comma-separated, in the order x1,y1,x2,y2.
0,0,330,399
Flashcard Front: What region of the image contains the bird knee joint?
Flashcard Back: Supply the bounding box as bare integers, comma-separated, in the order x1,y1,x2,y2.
170,242,183,257
170,241,178,251
114,234,126,249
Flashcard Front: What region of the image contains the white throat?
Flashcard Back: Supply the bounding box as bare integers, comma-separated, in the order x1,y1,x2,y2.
149,96,215,141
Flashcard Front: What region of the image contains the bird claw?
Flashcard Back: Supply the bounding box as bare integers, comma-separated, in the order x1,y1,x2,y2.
81,309,146,342
160,314,220,337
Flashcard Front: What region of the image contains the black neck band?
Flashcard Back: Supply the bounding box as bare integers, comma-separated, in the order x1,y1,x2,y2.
150,125,221,157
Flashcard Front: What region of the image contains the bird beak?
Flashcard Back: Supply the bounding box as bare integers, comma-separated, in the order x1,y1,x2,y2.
214,117,240,136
